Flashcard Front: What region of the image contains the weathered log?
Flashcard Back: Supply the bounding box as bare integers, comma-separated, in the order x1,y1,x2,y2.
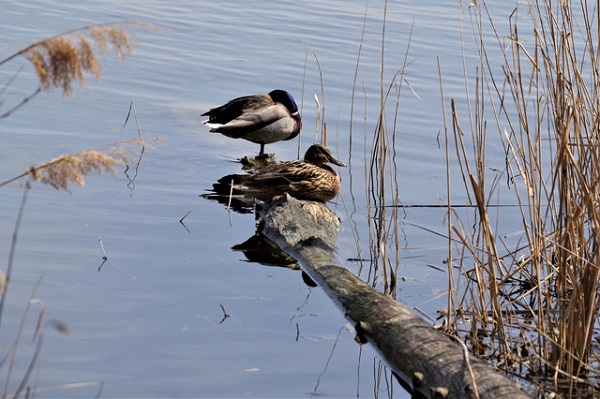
260,194,530,399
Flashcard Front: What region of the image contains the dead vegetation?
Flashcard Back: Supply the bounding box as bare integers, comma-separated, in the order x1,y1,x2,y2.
441,0,600,397
0,137,162,192
0,22,159,397
343,1,409,299
0,22,156,97
26,150,121,190
343,0,600,396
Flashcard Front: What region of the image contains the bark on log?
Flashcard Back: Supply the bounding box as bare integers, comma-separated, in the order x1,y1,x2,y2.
259,194,530,399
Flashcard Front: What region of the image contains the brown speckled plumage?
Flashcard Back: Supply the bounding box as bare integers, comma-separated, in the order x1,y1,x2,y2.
238,144,345,203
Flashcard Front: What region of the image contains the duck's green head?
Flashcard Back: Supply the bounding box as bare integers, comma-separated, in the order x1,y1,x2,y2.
269,89,299,114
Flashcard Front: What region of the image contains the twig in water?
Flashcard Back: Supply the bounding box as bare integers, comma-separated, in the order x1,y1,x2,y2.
299,44,308,159
179,211,191,234
12,333,44,398
179,210,191,223
124,102,145,194
119,100,135,134
0,65,24,97
95,380,104,399
356,344,363,398
219,303,230,324
313,326,345,394
98,237,108,271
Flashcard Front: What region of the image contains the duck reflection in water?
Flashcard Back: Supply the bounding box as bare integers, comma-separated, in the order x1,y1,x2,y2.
231,232,317,287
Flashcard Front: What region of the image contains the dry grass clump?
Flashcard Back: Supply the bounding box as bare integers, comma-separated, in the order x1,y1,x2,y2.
26,150,121,191
0,22,150,96
27,36,101,94
0,138,162,192
443,0,600,397
27,24,131,95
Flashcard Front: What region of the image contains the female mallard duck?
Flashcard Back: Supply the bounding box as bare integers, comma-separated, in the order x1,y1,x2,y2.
202,90,302,155
238,144,345,203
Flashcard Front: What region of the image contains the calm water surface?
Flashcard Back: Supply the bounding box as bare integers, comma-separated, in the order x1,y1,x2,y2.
0,1,518,397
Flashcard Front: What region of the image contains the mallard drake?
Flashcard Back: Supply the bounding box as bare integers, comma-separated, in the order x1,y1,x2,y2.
202,89,302,155
237,144,345,203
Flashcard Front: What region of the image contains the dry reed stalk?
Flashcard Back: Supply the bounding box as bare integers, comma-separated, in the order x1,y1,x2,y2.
351,2,419,296
1,276,71,399
337,5,369,280
361,0,411,296
447,0,600,396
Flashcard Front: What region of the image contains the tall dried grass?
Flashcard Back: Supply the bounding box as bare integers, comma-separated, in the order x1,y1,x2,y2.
348,0,414,298
445,0,600,396
0,23,159,396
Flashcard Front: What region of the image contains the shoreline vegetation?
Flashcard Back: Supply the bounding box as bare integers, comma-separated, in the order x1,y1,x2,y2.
440,0,600,396
344,0,600,397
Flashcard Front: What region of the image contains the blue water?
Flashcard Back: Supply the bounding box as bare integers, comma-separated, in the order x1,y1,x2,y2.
0,1,519,397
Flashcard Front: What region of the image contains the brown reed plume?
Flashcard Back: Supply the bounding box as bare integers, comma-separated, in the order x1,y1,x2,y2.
0,138,162,192
27,150,120,190
0,22,154,96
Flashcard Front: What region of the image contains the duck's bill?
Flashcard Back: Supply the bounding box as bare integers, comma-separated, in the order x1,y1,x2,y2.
331,157,346,167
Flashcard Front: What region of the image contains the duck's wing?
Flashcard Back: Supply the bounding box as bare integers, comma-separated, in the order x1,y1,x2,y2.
252,161,323,190
202,94,272,124
206,103,292,134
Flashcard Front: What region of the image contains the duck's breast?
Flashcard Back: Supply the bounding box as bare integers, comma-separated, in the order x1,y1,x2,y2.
242,115,298,144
